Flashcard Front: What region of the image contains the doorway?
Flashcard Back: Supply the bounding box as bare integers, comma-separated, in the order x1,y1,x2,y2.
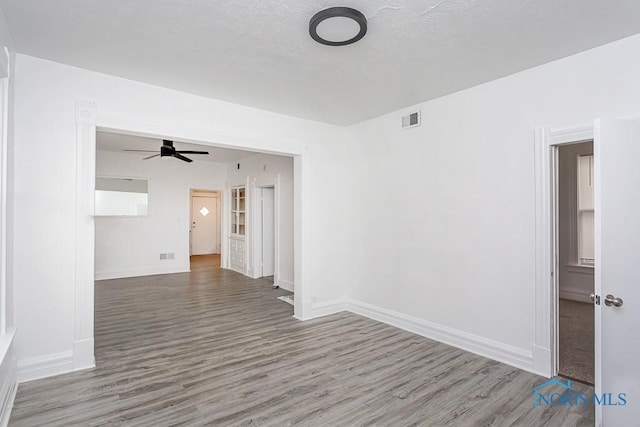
556,141,594,385
190,190,221,268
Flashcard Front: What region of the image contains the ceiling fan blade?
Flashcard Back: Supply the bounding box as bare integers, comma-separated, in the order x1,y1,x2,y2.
176,150,209,155
173,152,193,163
143,154,161,160
123,149,158,153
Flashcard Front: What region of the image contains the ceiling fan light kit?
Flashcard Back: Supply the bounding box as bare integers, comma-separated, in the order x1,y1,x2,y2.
309,7,367,46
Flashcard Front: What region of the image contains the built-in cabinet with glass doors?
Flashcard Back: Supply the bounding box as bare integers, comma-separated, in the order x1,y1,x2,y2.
230,187,246,236
229,186,246,273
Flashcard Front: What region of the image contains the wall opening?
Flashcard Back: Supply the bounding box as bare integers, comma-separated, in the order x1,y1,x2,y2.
556,140,595,385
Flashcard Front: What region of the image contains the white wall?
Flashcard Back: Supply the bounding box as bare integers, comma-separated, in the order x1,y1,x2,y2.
0,2,17,421
11,25,640,383
227,153,294,288
12,54,352,370
558,142,594,303
95,150,226,280
0,1,15,332
346,34,640,373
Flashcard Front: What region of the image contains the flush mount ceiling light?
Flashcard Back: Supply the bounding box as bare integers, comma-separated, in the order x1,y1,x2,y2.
309,7,367,46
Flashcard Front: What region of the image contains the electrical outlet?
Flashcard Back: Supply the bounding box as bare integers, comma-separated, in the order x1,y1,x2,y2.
167,253,174,260
160,253,167,260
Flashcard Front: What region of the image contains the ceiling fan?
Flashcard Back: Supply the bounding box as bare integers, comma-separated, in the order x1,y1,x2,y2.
123,140,209,163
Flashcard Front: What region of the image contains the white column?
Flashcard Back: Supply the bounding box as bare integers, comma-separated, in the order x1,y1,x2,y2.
73,101,96,370
294,153,311,319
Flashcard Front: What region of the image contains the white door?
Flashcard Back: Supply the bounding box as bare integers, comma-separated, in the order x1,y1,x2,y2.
594,118,640,425
261,188,275,277
191,196,218,255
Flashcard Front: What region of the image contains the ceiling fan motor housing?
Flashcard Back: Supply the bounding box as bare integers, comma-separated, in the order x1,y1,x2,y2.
161,140,175,157
160,145,174,157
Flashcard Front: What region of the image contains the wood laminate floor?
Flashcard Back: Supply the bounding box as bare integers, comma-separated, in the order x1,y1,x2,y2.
10,255,594,426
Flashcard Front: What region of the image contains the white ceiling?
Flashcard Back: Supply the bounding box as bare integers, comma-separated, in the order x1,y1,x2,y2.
96,131,256,163
3,0,640,125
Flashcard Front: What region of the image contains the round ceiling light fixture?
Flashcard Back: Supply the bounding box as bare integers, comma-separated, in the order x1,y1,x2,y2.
309,7,367,46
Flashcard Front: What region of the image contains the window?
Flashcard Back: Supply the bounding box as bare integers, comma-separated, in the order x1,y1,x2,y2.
577,155,594,266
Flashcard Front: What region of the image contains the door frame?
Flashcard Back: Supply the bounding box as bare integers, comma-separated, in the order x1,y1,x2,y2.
189,189,221,256
533,125,594,377
251,181,280,283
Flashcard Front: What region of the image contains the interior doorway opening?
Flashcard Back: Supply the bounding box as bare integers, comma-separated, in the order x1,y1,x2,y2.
190,189,221,269
556,140,595,385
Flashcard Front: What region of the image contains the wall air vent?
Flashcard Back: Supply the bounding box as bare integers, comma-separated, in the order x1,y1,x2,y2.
401,111,421,129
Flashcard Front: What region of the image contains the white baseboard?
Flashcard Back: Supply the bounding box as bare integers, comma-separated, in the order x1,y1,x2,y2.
277,279,294,293
559,287,592,303
532,345,552,378
95,265,190,281
17,351,73,383
0,379,16,427
293,299,314,321
0,330,17,427
72,338,95,371
310,298,347,319
228,265,246,275
345,299,535,374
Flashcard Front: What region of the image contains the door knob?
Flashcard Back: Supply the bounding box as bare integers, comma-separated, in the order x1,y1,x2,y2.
604,294,623,308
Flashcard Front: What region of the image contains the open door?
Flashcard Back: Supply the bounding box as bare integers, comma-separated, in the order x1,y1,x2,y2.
594,118,640,425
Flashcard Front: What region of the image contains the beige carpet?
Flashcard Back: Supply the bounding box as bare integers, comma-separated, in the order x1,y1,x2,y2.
559,298,594,384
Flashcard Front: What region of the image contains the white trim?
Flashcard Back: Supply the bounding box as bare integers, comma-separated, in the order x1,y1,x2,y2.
251,180,260,278
251,181,279,281
559,287,592,303
74,101,96,373
277,279,294,293
0,379,15,427
17,351,73,383
310,298,347,319
304,297,538,374
533,126,554,378
244,177,252,276
534,125,596,378
293,154,310,319
295,298,314,321
0,74,8,335
549,126,594,146
565,263,594,274
0,329,16,427
274,175,280,287
531,345,552,377
221,186,230,269
346,299,535,374
0,48,8,79
72,338,95,372
593,119,604,427
95,265,191,281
